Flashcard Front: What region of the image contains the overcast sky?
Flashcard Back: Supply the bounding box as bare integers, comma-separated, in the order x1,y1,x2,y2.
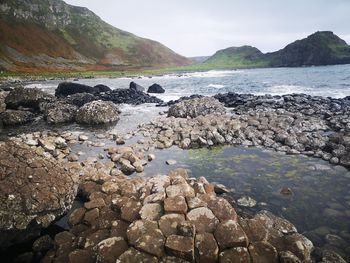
65,0,350,57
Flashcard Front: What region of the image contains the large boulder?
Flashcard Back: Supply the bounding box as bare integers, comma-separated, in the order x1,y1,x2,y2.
43,101,78,124
147,83,165,93
76,100,120,125
99,89,163,105
55,82,111,97
66,92,96,107
168,97,226,118
0,110,35,126
0,140,79,248
129,82,145,92
0,91,9,114
5,87,54,110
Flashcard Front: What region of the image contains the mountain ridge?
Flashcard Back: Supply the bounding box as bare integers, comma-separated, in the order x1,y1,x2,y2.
202,31,350,69
0,0,190,72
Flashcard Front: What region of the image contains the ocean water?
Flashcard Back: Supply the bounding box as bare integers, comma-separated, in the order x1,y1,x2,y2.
25,64,350,101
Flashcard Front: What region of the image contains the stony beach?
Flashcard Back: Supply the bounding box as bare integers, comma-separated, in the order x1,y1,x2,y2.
0,81,349,262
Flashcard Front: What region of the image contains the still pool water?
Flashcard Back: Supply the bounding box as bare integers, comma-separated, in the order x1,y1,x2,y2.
142,145,350,260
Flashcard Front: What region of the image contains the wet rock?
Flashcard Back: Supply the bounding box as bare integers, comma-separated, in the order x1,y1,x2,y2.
213,183,230,194
194,233,219,263
0,141,78,248
186,207,219,233
237,196,257,207
32,235,54,252
55,82,111,97
320,249,347,263
66,92,96,107
68,249,95,263
1,109,35,126
76,100,120,124
44,101,78,124
148,83,165,93
5,87,53,110
0,91,9,113
214,220,249,250
165,235,194,261
280,186,293,195
166,159,177,165
168,97,225,118
279,251,302,263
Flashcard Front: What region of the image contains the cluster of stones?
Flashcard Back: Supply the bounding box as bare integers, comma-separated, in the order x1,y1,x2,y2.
139,96,350,167
41,168,315,263
0,140,79,248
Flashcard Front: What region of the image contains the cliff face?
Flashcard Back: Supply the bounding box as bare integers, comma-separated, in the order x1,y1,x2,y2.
203,31,350,69
0,0,190,72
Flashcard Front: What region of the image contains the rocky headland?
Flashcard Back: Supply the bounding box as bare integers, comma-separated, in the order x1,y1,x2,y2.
0,83,349,262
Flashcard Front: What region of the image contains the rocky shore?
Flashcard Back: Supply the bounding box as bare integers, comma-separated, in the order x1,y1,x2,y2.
0,83,349,262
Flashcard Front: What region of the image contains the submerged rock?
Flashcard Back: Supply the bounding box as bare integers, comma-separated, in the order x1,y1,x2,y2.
0,140,79,248
76,100,120,125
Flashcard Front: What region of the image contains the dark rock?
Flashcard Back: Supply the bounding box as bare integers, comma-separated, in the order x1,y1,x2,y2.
148,83,165,93
0,91,9,114
66,92,96,107
214,220,249,250
76,100,120,124
32,235,54,252
5,87,53,110
43,101,78,124
194,233,219,263
165,235,194,261
99,88,163,105
55,82,111,97
130,81,145,92
0,141,79,248
219,247,251,263
0,110,35,126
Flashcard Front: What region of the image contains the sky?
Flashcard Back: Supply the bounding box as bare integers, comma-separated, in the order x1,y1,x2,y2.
64,0,350,57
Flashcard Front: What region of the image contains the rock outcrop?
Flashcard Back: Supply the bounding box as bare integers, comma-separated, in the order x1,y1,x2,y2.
129,82,145,92
43,101,78,124
168,97,226,118
76,100,120,125
55,82,111,97
0,140,79,248
99,88,163,105
0,109,35,126
42,168,314,262
5,87,54,110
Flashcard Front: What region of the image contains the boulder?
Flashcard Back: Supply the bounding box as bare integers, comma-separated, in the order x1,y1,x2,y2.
186,207,219,233
165,235,194,261
0,140,79,248
44,101,78,124
66,92,96,107
76,100,120,125
194,233,219,262
130,82,145,92
99,88,163,105
168,97,226,118
5,87,53,110
0,110,35,126
148,83,165,93
55,82,111,97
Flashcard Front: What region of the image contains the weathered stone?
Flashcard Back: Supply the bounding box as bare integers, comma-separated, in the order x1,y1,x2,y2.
166,184,195,198
117,247,158,263
165,235,194,262
68,208,86,227
0,110,35,126
177,221,196,237
248,241,278,263
5,87,53,110
76,100,120,124
194,233,219,263
207,197,237,222
140,203,164,221
32,235,54,252
214,220,249,250
0,141,78,248
119,199,142,222
219,247,251,263
186,207,219,233
164,196,188,214
159,214,186,237
279,251,302,263
96,237,128,263
68,249,95,263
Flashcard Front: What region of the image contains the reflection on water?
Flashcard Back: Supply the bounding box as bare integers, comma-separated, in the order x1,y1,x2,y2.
143,146,350,260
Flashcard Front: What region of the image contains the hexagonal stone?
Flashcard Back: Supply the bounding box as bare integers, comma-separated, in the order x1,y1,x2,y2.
68,249,95,263
166,183,195,198
159,214,186,237
84,198,106,210
68,207,86,227
214,220,249,250
279,251,302,263
83,208,100,226
117,247,158,263
120,199,142,222
194,233,219,263
164,196,188,214
219,247,251,263
135,228,165,257
127,220,159,246
96,237,129,263
160,256,191,263
239,217,269,243
248,241,278,263
207,197,237,222
140,203,164,221
165,235,194,262
110,220,130,240
186,197,207,210
84,229,110,249
186,207,219,233
177,221,196,237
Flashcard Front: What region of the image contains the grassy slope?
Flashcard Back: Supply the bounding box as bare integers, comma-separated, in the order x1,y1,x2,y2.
0,0,190,72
